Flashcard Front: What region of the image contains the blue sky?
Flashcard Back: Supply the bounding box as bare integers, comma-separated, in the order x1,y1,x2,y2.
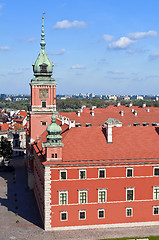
1,0,159,95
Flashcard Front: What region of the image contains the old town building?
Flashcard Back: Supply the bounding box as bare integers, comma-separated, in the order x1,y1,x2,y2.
26,17,159,230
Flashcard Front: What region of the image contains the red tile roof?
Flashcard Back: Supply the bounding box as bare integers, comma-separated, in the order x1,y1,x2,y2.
59,105,159,127
61,126,159,161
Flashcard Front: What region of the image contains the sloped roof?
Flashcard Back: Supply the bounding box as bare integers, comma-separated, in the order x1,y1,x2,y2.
61,126,159,161
59,105,159,127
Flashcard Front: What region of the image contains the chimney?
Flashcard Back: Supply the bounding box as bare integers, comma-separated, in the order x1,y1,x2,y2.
91,111,94,116
120,111,124,116
105,123,112,143
146,108,150,112
77,110,80,117
134,111,137,116
117,102,120,107
142,103,146,108
129,103,132,107
131,109,134,113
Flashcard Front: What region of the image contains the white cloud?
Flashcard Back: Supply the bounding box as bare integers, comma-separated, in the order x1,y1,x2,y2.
8,70,23,75
22,37,36,42
0,46,11,51
27,38,36,42
108,37,136,49
53,20,86,29
149,51,159,60
71,64,86,69
54,48,66,55
103,34,113,42
107,70,123,74
128,30,158,39
0,4,3,9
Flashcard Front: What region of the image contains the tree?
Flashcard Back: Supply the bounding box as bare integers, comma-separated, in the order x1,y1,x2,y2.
0,137,13,162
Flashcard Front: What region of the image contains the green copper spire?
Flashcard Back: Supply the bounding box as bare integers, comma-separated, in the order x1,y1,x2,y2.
44,105,64,146
32,13,55,81
40,12,46,50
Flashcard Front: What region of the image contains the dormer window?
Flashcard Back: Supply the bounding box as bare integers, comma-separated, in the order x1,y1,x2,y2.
40,63,48,73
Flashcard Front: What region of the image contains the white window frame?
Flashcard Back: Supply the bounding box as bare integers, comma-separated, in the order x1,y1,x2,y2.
126,188,134,201
60,170,67,180
79,210,86,220
98,209,105,219
98,168,106,179
154,167,159,176
153,186,159,200
79,190,87,204
126,207,133,217
79,169,86,180
60,211,68,221
98,189,107,203
153,206,159,215
59,191,68,205
126,168,133,178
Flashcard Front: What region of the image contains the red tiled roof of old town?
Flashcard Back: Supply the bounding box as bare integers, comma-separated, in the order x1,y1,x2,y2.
59,105,159,127
34,125,159,165
30,105,159,165
12,110,27,124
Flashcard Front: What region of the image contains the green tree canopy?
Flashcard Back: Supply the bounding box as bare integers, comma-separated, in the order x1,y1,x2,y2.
0,137,13,161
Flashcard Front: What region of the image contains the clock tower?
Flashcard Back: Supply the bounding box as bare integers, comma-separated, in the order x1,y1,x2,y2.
29,15,57,142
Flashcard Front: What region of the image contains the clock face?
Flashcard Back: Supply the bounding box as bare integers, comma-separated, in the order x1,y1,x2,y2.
39,89,49,98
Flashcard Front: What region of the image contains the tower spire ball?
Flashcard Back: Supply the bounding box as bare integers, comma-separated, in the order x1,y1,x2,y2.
42,11,45,19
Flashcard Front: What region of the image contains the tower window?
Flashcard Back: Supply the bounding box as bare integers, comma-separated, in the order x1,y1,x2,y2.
55,153,57,158
40,65,47,72
42,101,46,107
41,121,47,126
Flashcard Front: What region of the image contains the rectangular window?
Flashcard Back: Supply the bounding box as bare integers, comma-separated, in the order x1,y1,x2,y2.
59,191,68,205
55,153,57,158
154,167,159,176
126,188,134,201
60,211,67,221
126,207,133,217
98,189,107,203
42,101,46,107
126,168,133,177
41,121,47,126
79,169,86,179
60,170,67,180
79,190,87,204
153,206,159,215
153,187,159,200
98,169,106,178
52,154,54,158
79,210,86,220
98,209,105,219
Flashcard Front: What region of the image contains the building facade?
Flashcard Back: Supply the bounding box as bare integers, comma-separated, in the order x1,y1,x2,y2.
26,17,159,231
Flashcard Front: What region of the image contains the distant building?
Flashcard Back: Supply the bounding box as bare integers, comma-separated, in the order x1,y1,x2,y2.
137,95,144,100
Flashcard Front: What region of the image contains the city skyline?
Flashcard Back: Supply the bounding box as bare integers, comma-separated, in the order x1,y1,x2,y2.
1,0,159,95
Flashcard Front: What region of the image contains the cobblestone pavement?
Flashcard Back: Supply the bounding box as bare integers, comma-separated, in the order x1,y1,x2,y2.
1,157,159,240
